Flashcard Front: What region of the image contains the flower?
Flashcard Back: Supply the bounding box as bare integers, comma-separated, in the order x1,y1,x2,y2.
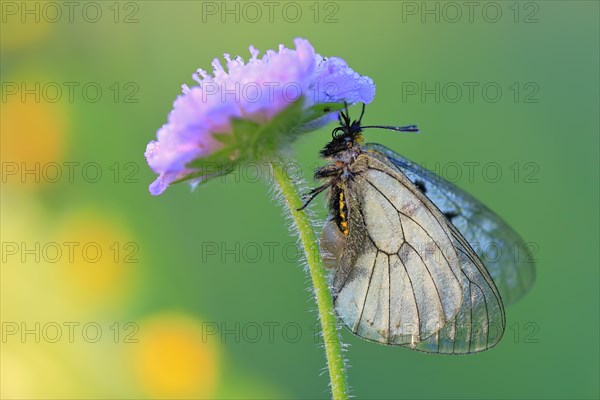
145,38,375,195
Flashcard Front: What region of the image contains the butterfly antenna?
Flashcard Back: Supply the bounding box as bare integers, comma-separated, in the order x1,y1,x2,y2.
343,102,352,125
360,125,420,133
356,103,366,125
338,106,349,126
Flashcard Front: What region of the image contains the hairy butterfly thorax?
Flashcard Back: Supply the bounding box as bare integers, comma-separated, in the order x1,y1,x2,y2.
298,103,419,233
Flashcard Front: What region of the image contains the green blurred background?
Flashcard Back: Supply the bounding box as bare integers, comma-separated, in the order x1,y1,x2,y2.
1,1,598,399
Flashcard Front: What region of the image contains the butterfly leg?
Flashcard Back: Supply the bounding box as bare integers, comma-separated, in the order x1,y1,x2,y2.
314,164,342,180
297,181,333,211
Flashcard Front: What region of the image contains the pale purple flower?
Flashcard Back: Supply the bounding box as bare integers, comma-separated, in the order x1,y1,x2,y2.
146,38,375,195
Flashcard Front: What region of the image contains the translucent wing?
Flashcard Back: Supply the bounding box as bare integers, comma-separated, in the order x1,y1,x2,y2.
364,143,536,305
323,154,505,352
400,223,505,354
322,154,505,353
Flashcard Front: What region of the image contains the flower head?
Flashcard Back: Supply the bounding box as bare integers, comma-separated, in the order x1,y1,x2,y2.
145,38,375,195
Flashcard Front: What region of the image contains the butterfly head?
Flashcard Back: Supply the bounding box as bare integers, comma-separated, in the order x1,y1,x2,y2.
319,103,419,159
320,103,365,158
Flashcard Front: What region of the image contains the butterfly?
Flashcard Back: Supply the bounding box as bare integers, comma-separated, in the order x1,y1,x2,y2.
300,104,535,354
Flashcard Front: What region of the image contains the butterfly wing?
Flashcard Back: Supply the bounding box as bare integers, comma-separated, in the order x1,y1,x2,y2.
364,143,536,306
326,154,466,346
322,153,505,353
400,222,505,354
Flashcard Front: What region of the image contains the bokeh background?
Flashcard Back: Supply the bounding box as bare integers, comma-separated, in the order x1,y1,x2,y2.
1,1,598,399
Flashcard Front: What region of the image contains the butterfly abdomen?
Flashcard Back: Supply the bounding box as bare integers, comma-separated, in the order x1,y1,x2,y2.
328,184,350,236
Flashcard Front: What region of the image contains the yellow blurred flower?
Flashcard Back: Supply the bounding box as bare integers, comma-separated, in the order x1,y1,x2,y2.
132,312,220,399
1,199,143,399
53,209,140,309
0,1,54,51
0,347,78,399
0,90,68,189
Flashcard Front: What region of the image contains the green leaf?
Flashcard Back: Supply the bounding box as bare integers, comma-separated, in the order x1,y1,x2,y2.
171,165,234,185
179,98,318,187
301,102,344,124
230,118,261,143
186,146,239,169
251,98,305,156
212,133,237,146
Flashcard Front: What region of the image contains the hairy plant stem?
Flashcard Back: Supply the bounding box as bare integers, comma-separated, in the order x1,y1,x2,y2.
270,159,349,400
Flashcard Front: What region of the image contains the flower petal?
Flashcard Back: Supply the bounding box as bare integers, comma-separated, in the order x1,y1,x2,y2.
145,38,376,195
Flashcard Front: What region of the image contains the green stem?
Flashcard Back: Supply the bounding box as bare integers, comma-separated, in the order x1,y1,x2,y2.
270,159,349,400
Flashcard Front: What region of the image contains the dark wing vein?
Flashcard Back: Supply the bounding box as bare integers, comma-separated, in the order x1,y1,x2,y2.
364,143,536,306
355,244,378,333
404,242,446,327
364,176,461,285
397,254,421,341
365,168,461,281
